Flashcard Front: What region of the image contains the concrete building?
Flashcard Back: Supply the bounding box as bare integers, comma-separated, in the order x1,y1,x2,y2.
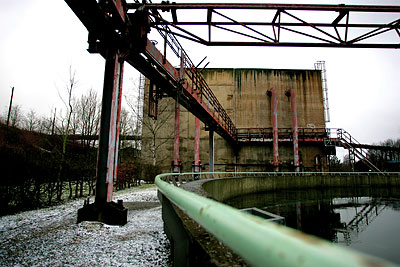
141,68,330,173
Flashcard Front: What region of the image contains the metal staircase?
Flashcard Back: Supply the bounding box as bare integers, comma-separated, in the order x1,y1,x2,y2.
329,128,381,172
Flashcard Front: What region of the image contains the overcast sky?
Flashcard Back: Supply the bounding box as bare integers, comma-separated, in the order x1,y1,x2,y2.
1,0,399,156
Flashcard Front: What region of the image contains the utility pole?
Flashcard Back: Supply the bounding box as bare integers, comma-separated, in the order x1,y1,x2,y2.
6,87,15,127
52,108,57,135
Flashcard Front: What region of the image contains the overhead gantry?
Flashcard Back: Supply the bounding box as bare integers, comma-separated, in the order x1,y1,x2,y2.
65,0,400,225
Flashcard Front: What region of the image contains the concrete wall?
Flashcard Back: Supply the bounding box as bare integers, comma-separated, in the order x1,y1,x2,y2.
200,175,400,202
141,68,327,172
202,69,325,129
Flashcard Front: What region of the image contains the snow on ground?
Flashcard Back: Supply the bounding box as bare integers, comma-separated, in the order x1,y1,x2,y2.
0,185,171,266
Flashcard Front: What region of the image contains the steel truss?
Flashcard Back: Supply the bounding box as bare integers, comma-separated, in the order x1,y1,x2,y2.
127,3,400,48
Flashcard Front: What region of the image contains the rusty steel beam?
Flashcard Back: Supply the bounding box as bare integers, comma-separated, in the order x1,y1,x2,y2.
151,21,398,28
171,53,186,173
183,41,400,49
108,0,127,23
209,130,215,175
113,62,124,196
127,3,400,12
267,88,279,172
138,39,237,145
140,3,400,49
96,50,124,204
286,89,300,172
172,99,181,173
193,116,201,174
148,80,158,119
237,138,326,145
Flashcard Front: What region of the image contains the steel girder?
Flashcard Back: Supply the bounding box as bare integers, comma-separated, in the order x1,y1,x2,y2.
127,3,400,48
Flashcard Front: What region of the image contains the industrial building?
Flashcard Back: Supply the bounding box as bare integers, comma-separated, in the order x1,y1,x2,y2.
141,67,332,173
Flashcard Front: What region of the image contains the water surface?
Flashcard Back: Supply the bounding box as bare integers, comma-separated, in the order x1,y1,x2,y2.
225,187,400,264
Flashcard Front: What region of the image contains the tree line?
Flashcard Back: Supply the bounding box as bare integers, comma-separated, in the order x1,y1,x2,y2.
329,139,400,172
0,70,151,216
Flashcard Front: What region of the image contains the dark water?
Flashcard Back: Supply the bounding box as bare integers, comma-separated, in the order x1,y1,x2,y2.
225,187,400,264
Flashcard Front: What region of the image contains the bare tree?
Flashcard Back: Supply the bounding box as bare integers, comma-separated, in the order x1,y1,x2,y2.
125,76,175,168
124,75,144,151
141,98,174,166
73,88,100,197
23,109,39,132
51,67,77,202
77,89,100,148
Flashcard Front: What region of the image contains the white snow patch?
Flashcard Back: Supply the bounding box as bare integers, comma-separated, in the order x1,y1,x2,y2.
0,186,171,266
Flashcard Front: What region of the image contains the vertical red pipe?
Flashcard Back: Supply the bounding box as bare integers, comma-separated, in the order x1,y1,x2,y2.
288,89,300,172
173,98,180,172
209,130,214,176
172,52,185,173
268,88,279,172
194,116,201,173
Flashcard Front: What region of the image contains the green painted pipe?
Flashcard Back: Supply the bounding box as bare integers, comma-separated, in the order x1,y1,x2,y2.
156,172,397,267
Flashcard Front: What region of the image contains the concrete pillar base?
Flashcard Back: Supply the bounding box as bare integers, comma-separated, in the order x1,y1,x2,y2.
77,199,127,226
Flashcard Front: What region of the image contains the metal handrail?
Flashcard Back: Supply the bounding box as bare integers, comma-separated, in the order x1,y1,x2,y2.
156,172,398,266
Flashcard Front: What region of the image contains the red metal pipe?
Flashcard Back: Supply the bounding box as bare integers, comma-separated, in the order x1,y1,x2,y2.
173,98,181,172
287,89,300,172
172,52,186,173
209,130,214,175
268,88,279,172
194,116,201,173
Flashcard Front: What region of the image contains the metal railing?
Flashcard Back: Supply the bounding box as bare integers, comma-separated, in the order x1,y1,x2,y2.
329,128,382,172
156,172,398,266
237,127,328,143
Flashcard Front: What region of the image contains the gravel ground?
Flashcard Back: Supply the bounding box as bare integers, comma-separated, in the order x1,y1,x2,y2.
0,186,171,266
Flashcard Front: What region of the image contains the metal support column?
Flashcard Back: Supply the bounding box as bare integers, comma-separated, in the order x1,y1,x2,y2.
193,116,202,178
267,88,279,172
77,49,127,225
286,89,300,172
113,62,124,196
96,50,123,203
172,97,181,172
209,129,214,176
172,52,185,173
191,42,201,179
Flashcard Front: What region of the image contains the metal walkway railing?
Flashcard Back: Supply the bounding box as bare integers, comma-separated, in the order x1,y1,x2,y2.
329,128,382,172
156,172,398,267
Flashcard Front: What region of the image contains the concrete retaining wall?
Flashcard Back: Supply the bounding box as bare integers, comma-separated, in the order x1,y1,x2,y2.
201,174,400,202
